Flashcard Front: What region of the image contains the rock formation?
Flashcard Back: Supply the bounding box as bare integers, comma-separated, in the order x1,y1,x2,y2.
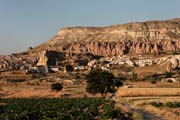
36,51,48,66
156,55,180,71
36,50,65,66
34,18,180,56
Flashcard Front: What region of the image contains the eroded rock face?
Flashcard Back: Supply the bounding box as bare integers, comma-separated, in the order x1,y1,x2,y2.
37,51,48,66
35,18,180,56
37,50,66,66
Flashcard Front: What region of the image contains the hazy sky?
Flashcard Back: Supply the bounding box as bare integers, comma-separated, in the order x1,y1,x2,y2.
0,0,180,54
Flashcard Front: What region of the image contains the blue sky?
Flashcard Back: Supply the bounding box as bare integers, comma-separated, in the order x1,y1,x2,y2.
0,0,180,54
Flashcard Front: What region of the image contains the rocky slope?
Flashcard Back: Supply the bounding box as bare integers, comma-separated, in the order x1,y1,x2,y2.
34,18,180,56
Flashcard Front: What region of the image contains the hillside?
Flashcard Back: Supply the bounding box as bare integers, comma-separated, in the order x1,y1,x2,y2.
33,18,180,56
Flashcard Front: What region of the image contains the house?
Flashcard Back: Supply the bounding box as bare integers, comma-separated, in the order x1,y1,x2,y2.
135,58,155,67
50,67,59,72
74,66,87,71
125,60,136,67
87,60,98,68
101,66,109,71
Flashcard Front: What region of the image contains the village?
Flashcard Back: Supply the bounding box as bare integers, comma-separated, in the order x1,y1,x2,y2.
1,50,180,76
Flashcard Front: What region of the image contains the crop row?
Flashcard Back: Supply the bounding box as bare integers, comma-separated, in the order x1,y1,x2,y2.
0,98,130,120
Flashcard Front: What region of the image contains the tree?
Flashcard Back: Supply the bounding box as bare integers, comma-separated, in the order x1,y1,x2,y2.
65,64,74,72
165,71,173,78
51,83,63,91
86,69,123,97
131,71,137,81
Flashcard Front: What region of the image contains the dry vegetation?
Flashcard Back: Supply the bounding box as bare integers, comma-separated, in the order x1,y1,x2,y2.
0,71,100,98
1,69,180,120
117,88,180,97
134,64,168,79
116,87,180,120
0,81,88,98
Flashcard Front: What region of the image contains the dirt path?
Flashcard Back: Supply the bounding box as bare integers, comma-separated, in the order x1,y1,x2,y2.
124,104,166,120
116,99,167,120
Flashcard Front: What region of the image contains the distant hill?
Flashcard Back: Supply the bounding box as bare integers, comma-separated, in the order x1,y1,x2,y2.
34,18,180,56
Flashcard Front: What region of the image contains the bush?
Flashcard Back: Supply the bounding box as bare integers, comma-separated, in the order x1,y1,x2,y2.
165,72,173,78
142,73,161,81
166,102,180,108
151,102,163,107
150,80,157,84
75,73,81,79
51,83,63,91
151,101,180,108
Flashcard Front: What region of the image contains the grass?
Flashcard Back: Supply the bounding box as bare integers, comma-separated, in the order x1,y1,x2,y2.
116,87,180,120
134,64,167,79
117,88,180,97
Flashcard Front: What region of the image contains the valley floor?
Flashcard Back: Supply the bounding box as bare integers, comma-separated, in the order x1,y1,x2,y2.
116,88,180,120
1,74,180,120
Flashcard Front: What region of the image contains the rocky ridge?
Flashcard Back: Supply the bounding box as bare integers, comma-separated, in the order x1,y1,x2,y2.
35,18,180,56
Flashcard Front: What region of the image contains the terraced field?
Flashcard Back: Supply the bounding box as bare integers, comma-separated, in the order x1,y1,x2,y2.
117,88,180,97
116,87,180,120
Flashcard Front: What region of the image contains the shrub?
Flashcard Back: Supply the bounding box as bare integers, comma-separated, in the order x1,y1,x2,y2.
165,72,173,78
76,75,81,79
151,102,163,107
51,83,63,91
166,102,180,108
151,102,180,108
75,73,81,79
150,80,157,84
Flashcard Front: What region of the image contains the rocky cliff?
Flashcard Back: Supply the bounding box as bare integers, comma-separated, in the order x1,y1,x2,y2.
35,18,180,56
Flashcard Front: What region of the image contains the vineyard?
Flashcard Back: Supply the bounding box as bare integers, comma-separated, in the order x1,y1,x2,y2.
0,98,131,120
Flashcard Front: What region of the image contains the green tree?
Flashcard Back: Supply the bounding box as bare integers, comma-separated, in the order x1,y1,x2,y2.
86,69,123,97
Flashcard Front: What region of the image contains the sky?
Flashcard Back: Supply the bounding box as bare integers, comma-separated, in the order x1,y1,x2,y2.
0,0,180,55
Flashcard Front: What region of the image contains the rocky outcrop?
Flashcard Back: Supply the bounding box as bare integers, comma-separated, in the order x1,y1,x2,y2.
154,55,180,71
35,18,180,56
36,51,65,66
36,51,48,66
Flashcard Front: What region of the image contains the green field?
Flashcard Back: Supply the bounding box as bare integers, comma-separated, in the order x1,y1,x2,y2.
0,98,131,120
